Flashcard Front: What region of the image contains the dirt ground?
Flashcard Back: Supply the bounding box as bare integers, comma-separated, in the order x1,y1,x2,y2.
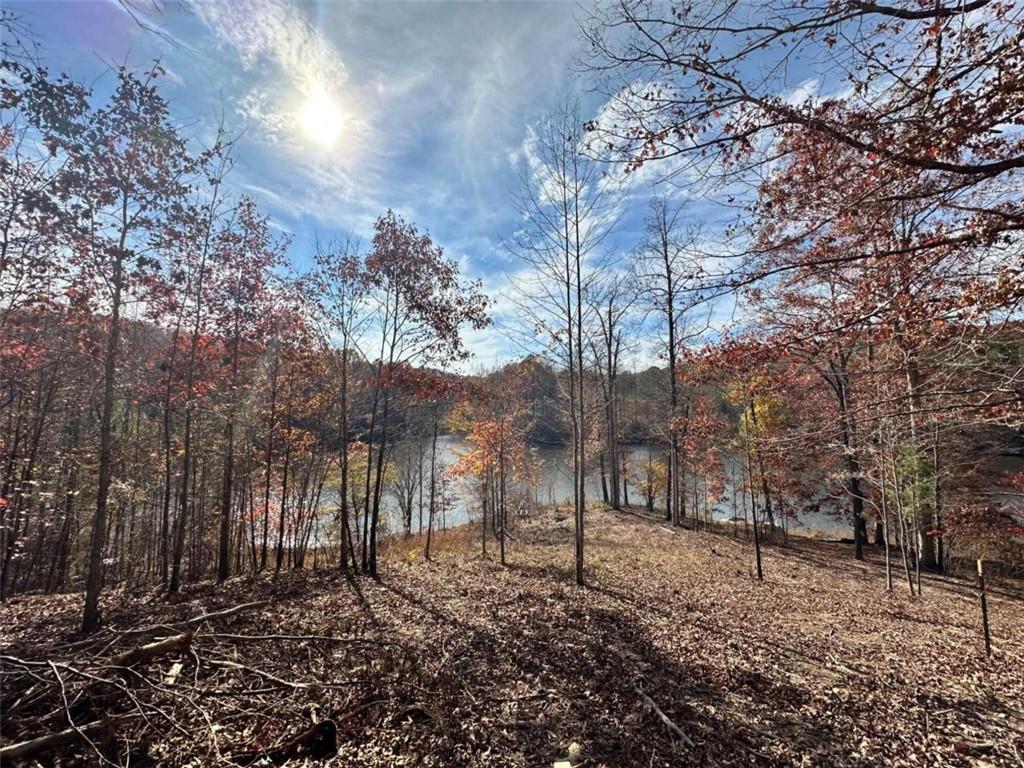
2,506,1022,767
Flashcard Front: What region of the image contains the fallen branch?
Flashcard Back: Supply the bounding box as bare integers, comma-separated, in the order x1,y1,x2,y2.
334,698,386,725
110,631,193,669
229,699,384,765
208,659,312,690
118,600,269,636
0,715,135,763
231,719,338,765
205,632,374,644
635,684,694,747
183,600,269,627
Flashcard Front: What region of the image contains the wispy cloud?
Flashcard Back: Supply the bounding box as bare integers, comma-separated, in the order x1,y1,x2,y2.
187,0,370,165
187,0,345,92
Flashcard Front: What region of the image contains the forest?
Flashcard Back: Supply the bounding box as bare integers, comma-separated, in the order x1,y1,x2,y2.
1,1,1022,766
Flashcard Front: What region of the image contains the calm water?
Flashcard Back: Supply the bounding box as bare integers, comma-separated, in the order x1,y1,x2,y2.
397,435,851,537
384,436,1023,539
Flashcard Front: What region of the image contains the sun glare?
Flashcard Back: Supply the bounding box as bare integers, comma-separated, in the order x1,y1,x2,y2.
300,87,342,146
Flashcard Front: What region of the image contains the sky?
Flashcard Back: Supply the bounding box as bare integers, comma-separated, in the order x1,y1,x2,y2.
7,0,737,369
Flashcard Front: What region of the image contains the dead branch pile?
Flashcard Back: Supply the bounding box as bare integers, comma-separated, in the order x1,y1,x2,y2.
0,596,397,765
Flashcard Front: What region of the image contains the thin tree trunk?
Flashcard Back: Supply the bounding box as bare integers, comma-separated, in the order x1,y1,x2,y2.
745,434,763,581
361,358,385,574
905,360,937,569
159,319,182,586
368,395,389,578
499,430,506,566
599,451,608,505
880,470,893,592
169,177,220,594
338,348,350,572
621,451,630,507
481,482,488,557
82,233,126,632
261,351,280,571
275,417,291,574
424,419,438,561
217,331,242,582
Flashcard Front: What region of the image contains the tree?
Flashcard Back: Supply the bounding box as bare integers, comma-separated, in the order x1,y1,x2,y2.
310,237,367,574
587,270,637,511
359,211,489,576
511,99,617,585
12,63,197,630
749,122,1023,568
208,196,284,582
167,138,230,595
638,452,667,512
449,375,536,566
634,197,708,526
403,368,461,562
583,0,1024,245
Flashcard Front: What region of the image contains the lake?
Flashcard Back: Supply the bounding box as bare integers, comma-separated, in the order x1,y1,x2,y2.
387,434,852,538
373,435,1024,542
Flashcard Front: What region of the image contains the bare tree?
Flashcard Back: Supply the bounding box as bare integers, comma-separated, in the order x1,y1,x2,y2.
634,197,707,527
509,98,619,585
587,270,638,510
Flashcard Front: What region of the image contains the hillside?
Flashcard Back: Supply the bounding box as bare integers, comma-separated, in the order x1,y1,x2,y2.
2,508,1022,767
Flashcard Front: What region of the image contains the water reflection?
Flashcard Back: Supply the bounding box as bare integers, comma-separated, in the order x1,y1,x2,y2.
343,435,1021,542
403,435,850,537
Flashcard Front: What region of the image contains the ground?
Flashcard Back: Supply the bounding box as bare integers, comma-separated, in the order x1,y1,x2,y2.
2,507,1022,767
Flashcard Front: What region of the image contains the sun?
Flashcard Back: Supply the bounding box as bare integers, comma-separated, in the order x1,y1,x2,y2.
299,87,342,146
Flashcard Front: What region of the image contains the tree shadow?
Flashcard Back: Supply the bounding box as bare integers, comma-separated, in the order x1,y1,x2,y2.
768,541,1024,606
336,568,376,620
370,569,832,766
375,578,482,635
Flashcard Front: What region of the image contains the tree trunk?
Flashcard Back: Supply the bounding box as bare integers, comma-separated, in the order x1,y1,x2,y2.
599,451,609,505
661,223,681,527
424,419,437,561
368,393,389,578
481,482,488,557
47,466,77,593
338,348,350,572
621,451,630,507
607,355,621,510
499,432,506,566
745,435,763,582
573,190,585,588
82,250,125,632
361,362,383,574
159,320,181,587
275,420,291,574
261,351,280,571
217,333,241,583
905,360,937,569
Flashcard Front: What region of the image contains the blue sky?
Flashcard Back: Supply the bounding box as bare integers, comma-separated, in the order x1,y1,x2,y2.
10,0,738,367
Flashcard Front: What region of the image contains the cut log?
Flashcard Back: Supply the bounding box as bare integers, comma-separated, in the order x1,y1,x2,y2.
551,741,583,767
110,631,193,668
163,661,184,686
